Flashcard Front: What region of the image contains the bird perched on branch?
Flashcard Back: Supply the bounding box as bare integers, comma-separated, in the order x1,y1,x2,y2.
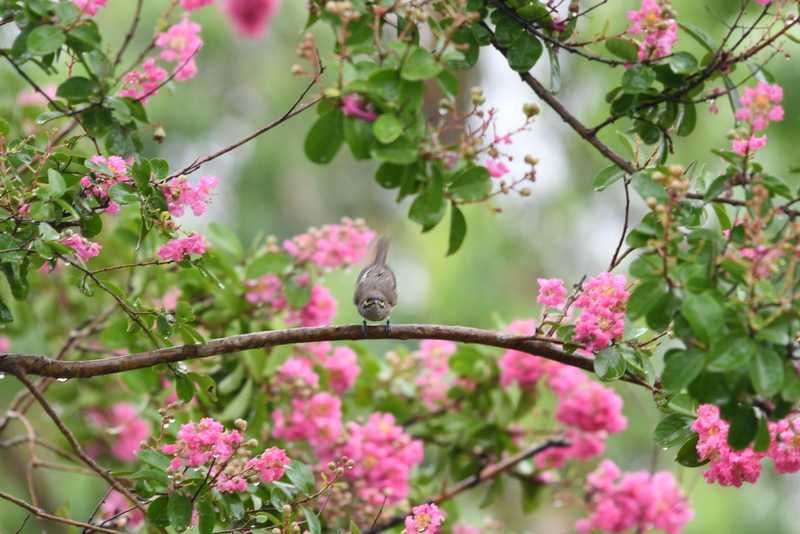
354,236,397,334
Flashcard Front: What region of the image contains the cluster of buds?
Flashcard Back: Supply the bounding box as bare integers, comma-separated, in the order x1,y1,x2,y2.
292,32,319,77
325,1,361,21
650,164,689,206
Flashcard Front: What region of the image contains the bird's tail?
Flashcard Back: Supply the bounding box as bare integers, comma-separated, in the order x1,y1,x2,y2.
373,236,390,266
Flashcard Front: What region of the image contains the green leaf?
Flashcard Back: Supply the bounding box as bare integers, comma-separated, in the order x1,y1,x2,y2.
56,77,97,103
27,25,65,56
654,414,694,448
168,494,193,532
750,347,784,396
662,349,705,392
708,336,755,372
246,253,291,278
605,38,639,62
676,434,707,467
622,66,655,94
343,116,374,160
594,347,627,381
373,114,403,144
631,171,667,202
305,108,344,164
197,498,216,534
727,404,757,450
680,291,725,344
302,508,322,534
401,46,442,80
0,117,9,136
138,450,171,470
679,22,716,53
47,169,66,198
285,280,312,309
449,166,491,201
218,379,253,421
0,297,12,324
677,102,697,137
592,165,625,191
669,51,698,74
370,136,418,164
409,183,446,229
175,374,195,403
108,183,139,204
285,460,315,493
628,280,668,319
147,495,170,527
754,413,771,452
447,203,467,256
507,33,543,72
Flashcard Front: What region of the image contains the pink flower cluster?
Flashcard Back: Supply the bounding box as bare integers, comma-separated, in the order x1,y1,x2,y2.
554,369,627,434
216,446,290,493
87,403,151,462
738,245,783,279
0,336,9,352
768,414,800,474
224,0,281,38
161,176,219,217
499,320,548,389
61,235,102,262
157,234,207,261
276,356,320,388
318,346,361,393
72,0,106,16
453,525,481,534
99,491,144,530
341,94,378,122
574,272,629,352
81,155,131,214
273,392,343,449
245,274,286,308
323,412,424,506
536,429,606,469
537,277,567,308
576,460,693,534
485,158,510,179
156,18,204,81
627,0,678,61
404,503,446,534
730,81,784,157
414,340,458,409
180,0,214,10
162,417,243,469
692,404,764,487
286,284,337,326
283,218,375,270
120,58,168,102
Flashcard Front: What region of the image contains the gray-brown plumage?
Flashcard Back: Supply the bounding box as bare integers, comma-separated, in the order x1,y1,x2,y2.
354,237,397,332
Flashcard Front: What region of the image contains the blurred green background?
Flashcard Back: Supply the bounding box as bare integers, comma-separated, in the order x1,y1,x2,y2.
1,0,799,532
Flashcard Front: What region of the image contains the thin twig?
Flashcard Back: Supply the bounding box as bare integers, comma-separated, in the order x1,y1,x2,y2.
609,177,632,270
0,490,124,534
113,0,144,67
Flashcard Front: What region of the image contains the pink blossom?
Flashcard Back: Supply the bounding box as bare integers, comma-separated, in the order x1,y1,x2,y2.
61,235,102,262
156,18,203,81
72,0,106,16
224,0,280,38
273,393,343,449
88,403,151,462
283,218,375,270
246,446,290,482
738,245,783,279
485,158,510,178
404,503,445,534
0,336,9,352
535,430,606,469
245,274,286,308
555,379,627,434
319,346,361,393
414,339,458,409
499,319,547,389
157,234,207,261
573,272,629,352
576,460,693,534
545,365,587,395
161,176,219,217
81,155,131,213
286,284,337,327
161,417,243,469
159,288,182,311
753,0,771,3
453,525,481,534
732,134,768,157
181,0,214,10
735,81,784,131
99,491,144,530
341,94,378,122
627,0,678,61
276,356,319,388
537,277,567,308
319,412,424,507
768,414,800,473
16,85,56,108
692,404,764,487
119,58,168,102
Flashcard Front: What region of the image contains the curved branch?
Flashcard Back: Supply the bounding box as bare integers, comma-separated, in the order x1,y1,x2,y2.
0,490,123,534
0,322,625,381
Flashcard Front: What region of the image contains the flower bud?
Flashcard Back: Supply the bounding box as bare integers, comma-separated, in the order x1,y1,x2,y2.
324,87,341,98
523,102,540,117
153,126,166,143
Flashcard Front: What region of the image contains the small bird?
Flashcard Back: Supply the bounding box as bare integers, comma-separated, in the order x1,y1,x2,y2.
354,236,397,334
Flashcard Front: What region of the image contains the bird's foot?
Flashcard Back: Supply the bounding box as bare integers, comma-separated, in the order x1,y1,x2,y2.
362,320,368,337
384,319,391,336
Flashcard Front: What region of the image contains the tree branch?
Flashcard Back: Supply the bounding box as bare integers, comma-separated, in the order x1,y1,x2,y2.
0,490,123,534
366,439,569,533
0,323,619,380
